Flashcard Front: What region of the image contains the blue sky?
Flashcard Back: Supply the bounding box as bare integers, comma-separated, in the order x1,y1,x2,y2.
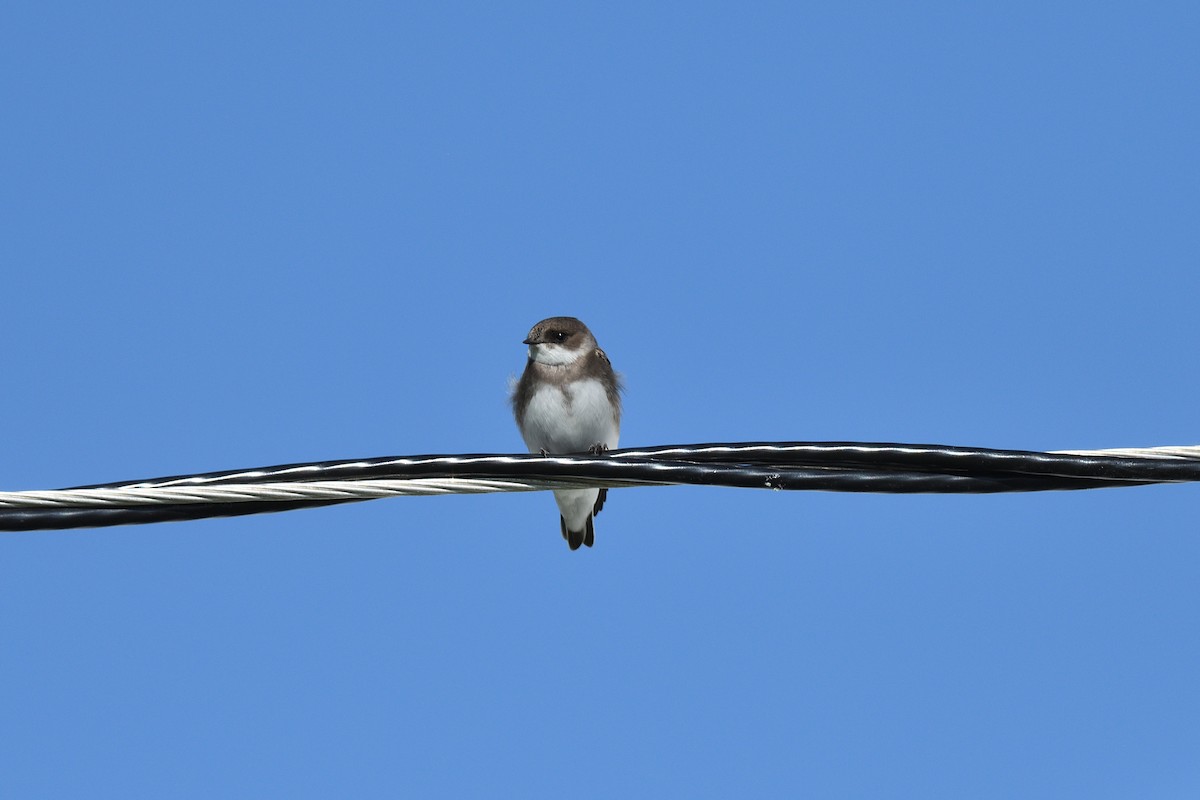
2,1,1198,796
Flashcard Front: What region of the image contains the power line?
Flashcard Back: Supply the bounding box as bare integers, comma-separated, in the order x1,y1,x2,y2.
1,441,1197,532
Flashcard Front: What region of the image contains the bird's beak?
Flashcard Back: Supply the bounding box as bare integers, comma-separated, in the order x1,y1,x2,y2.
522,337,536,345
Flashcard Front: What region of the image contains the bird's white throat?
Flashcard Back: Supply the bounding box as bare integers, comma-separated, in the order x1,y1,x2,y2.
529,343,584,366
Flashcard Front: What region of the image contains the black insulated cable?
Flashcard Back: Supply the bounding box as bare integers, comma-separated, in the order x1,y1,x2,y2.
1,441,1195,532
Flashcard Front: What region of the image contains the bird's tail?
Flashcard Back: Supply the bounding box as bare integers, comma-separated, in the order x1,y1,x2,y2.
559,514,595,550
557,488,607,551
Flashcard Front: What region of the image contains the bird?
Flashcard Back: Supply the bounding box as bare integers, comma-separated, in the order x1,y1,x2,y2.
512,316,622,550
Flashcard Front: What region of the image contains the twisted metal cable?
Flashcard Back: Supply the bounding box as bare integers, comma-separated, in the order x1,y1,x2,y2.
1,441,1197,532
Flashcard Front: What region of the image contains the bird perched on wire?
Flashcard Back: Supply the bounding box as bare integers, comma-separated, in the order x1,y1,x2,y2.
512,316,622,550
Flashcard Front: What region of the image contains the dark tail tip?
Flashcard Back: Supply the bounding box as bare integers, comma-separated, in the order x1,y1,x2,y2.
583,515,595,548
562,516,583,549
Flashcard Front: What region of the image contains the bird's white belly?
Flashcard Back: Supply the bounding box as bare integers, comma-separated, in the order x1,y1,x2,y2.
520,379,619,454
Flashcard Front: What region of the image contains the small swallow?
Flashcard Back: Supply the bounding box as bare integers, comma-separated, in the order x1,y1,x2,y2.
512,316,621,550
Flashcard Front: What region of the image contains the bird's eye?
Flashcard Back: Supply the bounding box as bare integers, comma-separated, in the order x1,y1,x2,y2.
551,331,568,343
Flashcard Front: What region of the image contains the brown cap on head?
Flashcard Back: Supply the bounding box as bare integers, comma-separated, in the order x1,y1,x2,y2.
522,316,594,347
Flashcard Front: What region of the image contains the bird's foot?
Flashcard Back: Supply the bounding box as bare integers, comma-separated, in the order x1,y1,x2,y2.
587,443,609,455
